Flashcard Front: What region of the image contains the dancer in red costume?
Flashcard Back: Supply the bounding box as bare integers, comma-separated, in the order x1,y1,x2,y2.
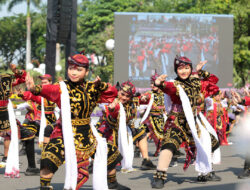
151,56,221,189
205,91,229,145
26,51,114,190
17,74,57,176
0,64,26,174
139,72,166,157
97,80,158,189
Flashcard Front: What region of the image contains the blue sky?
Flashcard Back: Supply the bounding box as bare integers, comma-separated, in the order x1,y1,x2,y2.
0,0,47,17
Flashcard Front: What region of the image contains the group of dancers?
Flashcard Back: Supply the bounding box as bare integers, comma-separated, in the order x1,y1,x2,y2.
0,52,249,190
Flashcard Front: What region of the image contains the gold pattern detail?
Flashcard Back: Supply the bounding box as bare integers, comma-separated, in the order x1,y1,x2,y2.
107,148,120,165
162,138,181,150
42,152,63,167
71,118,91,125
133,128,146,142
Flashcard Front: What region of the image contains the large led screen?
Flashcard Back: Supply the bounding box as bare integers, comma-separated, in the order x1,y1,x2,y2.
114,13,233,88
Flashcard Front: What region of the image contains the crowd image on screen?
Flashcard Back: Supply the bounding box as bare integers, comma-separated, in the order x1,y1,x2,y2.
128,14,219,81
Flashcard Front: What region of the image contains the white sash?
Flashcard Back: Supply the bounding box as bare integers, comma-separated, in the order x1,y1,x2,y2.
90,120,108,190
118,103,134,171
60,81,77,190
178,85,212,174
140,93,154,124
38,97,46,145
5,99,20,178
199,112,221,164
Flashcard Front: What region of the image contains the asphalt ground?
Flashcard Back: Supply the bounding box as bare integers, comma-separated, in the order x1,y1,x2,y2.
0,115,249,190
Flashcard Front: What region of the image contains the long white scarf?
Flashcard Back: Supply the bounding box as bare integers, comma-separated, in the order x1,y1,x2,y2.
118,103,134,171
60,81,77,190
177,85,212,174
140,93,154,124
5,99,19,178
199,112,221,164
140,93,168,124
90,119,108,190
38,97,46,145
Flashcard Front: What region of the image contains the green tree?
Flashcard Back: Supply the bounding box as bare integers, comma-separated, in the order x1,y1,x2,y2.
77,0,155,82
7,0,41,69
0,0,7,8
78,0,155,50
30,5,46,63
0,13,46,70
77,0,249,86
231,0,250,87
154,0,250,87
88,25,114,82
0,15,26,69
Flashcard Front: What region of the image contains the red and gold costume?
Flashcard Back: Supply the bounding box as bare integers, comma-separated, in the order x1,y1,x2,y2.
0,70,26,134
245,96,250,106
17,100,40,140
140,90,166,156
158,69,220,170
30,52,118,190
96,81,149,172
32,79,110,189
19,91,57,140
151,56,222,188
205,97,228,145
14,100,43,173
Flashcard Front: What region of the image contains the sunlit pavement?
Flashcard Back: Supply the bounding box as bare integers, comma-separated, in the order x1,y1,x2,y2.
0,115,249,190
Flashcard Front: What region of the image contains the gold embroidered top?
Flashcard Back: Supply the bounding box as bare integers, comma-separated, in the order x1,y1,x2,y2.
33,79,108,159
0,70,26,101
0,74,15,101
150,90,166,115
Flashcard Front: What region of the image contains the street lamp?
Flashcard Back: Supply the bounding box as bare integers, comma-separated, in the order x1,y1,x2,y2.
39,63,46,75
55,64,62,72
27,63,34,70
105,39,115,51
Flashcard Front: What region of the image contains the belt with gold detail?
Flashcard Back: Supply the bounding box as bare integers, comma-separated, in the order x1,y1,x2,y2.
72,118,91,126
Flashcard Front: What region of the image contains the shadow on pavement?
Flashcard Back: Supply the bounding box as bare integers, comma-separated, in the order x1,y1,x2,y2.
18,183,93,190
179,183,238,190
216,167,243,176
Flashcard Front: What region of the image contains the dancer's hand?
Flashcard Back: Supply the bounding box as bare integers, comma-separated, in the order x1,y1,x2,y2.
155,74,167,86
44,137,50,144
10,63,18,74
25,73,35,91
231,90,242,104
243,87,250,96
196,60,207,72
141,95,148,102
231,96,238,105
93,75,101,86
108,98,119,110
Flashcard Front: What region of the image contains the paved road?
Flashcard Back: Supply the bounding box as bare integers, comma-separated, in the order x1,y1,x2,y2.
0,115,249,189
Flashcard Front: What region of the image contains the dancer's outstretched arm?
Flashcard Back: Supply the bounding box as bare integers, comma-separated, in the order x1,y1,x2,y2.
25,72,61,107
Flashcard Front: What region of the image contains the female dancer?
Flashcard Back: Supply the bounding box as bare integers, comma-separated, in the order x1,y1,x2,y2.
151,56,220,189
26,51,112,190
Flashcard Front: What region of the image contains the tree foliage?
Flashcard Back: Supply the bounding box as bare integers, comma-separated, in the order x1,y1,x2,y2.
230,0,250,87
77,0,157,82
78,0,250,86
0,15,26,69
0,12,46,70
77,0,152,53
7,0,41,12
0,0,249,86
